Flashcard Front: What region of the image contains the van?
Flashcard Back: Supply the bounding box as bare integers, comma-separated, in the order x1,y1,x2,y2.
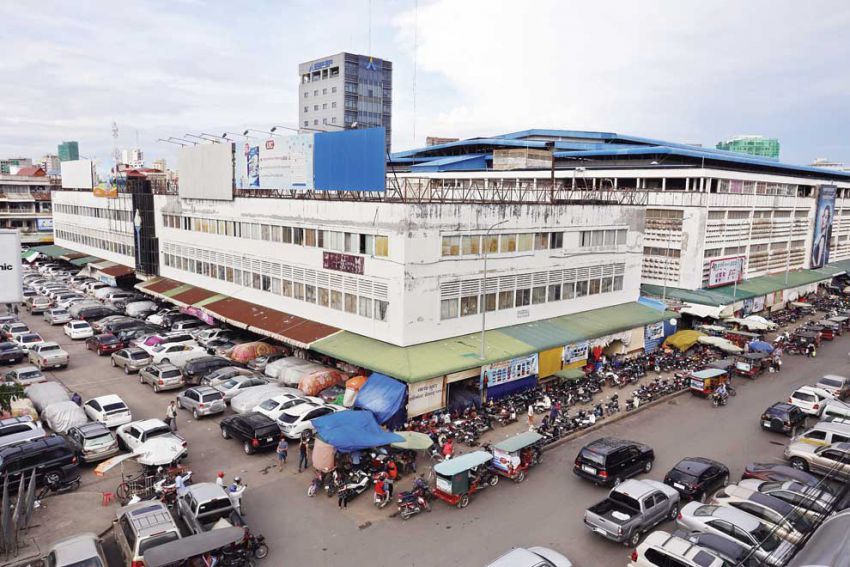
822,399,850,421
114,501,182,567
792,419,850,447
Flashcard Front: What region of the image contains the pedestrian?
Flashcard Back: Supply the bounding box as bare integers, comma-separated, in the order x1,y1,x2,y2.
70,392,82,406
338,485,349,509
442,437,454,460
216,471,226,487
297,438,309,473
11,304,18,315
277,436,288,472
527,404,534,427
549,401,558,422
165,401,177,432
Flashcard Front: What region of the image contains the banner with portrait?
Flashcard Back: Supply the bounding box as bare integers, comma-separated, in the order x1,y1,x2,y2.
811,185,836,269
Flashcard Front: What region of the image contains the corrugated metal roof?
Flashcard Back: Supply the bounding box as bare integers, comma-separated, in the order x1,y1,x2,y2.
69,255,102,267
410,154,488,172
170,286,219,306
311,302,676,383
99,264,134,278
30,245,73,258
138,277,184,295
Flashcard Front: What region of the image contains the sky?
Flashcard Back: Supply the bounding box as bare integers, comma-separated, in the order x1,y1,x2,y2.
2,0,850,170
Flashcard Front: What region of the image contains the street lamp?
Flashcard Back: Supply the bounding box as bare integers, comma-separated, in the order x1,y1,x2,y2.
157,138,186,146
133,209,142,272
169,137,196,146
480,219,509,360
221,132,245,140
185,134,218,144
243,129,273,138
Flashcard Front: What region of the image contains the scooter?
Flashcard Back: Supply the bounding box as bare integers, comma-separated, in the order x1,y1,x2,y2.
344,470,371,499
397,486,431,520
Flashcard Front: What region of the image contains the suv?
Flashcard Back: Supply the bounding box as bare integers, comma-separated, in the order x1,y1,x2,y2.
220,412,281,454
663,457,730,503
0,341,25,365
114,501,181,567
761,402,807,436
176,386,226,419
0,436,80,487
277,403,338,440
822,399,850,421
65,422,119,464
814,374,850,400
86,333,124,356
183,356,238,385
788,386,834,416
111,347,153,374
574,438,655,486
46,533,108,567
784,441,850,481
0,416,45,449
139,363,185,392
628,530,726,567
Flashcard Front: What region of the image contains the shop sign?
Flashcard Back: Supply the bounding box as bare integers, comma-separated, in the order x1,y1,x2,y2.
407,376,444,417
323,252,364,275
0,231,22,304
563,341,589,365
98,274,118,287
480,354,538,389
707,256,744,288
645,322,664,341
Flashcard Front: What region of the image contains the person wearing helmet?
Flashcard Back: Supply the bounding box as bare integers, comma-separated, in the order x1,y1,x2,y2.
228,476,247,515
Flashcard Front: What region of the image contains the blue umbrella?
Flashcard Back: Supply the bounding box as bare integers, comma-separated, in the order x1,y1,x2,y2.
749,340,773,353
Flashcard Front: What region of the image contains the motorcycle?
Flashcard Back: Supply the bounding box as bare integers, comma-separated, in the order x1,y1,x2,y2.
398,486,431,520
343,470,371,499
711,391,729,407
243,532,269,560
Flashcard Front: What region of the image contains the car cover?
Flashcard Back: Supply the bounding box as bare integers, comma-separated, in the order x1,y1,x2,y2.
312,410,403,453
353,373,407,425
229,384,290,414
228,342,285,364
298,369,348,396
41,401,88,433
25,382,70,412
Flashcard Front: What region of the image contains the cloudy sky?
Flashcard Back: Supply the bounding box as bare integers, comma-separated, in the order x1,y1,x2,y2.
2,0,849,169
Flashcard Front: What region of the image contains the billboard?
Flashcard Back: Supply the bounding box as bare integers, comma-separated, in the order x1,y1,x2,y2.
35,218,53,231
811,184,837,269
247,146,260,188
259,135,315,190
707,256,745,288
0,231,23,304
480,354,538,389
313,127,386,191
60,160,95,190
177,143,235,201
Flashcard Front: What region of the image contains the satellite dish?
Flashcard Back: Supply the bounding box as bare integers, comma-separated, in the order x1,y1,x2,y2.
669,318,678,326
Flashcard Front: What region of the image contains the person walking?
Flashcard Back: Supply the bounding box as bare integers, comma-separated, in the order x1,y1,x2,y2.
297,438,309,473
165,401,177,432
277,436,288,472
527,404,534,428
338,485,349,509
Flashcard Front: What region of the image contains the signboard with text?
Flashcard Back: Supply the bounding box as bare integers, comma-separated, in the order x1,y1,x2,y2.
707,256,745,288
407,376,445,417
323,252,364,275
563,341,590,365
480,354,538,389
0,231,23,304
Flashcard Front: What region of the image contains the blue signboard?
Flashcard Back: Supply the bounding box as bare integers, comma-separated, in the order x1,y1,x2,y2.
313,128,386,192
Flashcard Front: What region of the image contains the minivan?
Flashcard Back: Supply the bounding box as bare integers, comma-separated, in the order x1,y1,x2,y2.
573,437,656,486
114,501,182,567
0,436,80,487
792,419,850,447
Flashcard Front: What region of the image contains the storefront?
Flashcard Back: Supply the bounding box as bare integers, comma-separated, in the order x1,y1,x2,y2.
444,368,481,411
481,353,538,401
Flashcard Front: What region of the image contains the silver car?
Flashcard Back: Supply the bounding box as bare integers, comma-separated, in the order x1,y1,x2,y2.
46,533,107,567
111,347,153,374
139,364,185,392
737,479,836,522
176,386,226,419
44,308,72,325
784,441,850,481
214,375,269,402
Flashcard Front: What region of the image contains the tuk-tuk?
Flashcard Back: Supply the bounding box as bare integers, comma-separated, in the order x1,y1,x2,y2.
433,450,496,508
791,301,815,313
829,315,850,331
689,368,730,397
489,431,544,483
142,526,246,567
696,324,728,337
793,329,822,347
724,329,761,348
818,319,842,338
803,323,832,341
734,352,770,379
707,358,735,372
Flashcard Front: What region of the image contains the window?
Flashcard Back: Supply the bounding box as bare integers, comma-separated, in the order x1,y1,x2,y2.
601,276,613,293
358,296,372,316
483,235,499,254
442,236,460,256
375,236,389,257
460,296,478,316
589,278,601,295
344,293,357,313
562,282,575,299
318,288,329,306
576,281,588,297
517,233,533,252
483,293,496,312
534,232,549,250
644,549,690,567
498,290,514,310
303,121,308,127
304,285,316,303
462,235,481,255
293,282,304,300
303,92,308,98
330,290,343,310
613,275,624,291
515,288,531,307
322,88,327,95
305,229,317,247
293,228,304,245
332,86,337,93
282,226,292,244
374,300,388,321
548,284,561,302
441,299,458,320
550,232,564,249
304,106,308,113
532,286,546,304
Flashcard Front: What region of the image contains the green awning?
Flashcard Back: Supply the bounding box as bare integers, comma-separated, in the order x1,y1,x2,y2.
311,302,677,383
70,255,102,267
21,250,39,262
28,244,72,258
553,369,586,382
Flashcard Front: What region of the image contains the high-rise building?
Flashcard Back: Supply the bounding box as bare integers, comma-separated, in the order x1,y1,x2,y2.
298,52,392,150
0,165,55,244
40,154,60,175
716,135,780,159
121,148,145,169
57,141,79,162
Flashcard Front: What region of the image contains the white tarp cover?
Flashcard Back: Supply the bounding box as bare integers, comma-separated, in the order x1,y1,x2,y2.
680,302,724,319
134,437,186,466
264,357,314,380
230,384,288,414
41,401,87,433
25,382,70,412
697,335,744,353
281,363,327,386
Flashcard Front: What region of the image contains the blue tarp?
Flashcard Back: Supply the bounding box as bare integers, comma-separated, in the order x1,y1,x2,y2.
354,372,407,424
312,410,404,453
748,340,774,353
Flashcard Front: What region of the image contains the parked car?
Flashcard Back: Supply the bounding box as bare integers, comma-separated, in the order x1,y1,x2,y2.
574,438,655,486
277,402,339,440
46,533,108,567
175,482,243,535
26,295,52,314
628,531,726,567
64,422,120,464
134,332,196,352
77,306,119,322
219,412,281,455
741,463,823,488
124,300,159,318
114,501,182,567
214,375,270,403
675,502,796,566
182,355,236,384
0,415,45,449
709,484,813,544
0,436,80,487
84,395,132,428
247,353,286,372
114,325,159,346
676,531,762,567
28,342,70,370
254,393,321,421
737,479,837,520
3,322,30,340
11,332,43,352
149,344,207,368
86,333,124,356
814,374,850,400
792,419,850,447
822,398,850,421
205,338,238,356
485,547,573,567
116,419,187,456
171,319,209,333
663,457,730,503
201,366,257,387
176,386,227,419
90,315,131,334
145,308,178,327
63,320,94,340
44,307,72,325
788,385,834,416
0,341,25,365
584,479,680,546
4,365,46,386
760,402,807,436
194,328,234,347
784,440,850,480
139,363,185,392
111,347,153,374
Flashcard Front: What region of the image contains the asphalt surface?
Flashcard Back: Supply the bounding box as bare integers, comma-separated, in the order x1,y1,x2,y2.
9,307,849,567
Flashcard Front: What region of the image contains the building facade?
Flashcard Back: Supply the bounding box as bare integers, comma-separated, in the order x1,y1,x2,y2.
0,158,32,175
716,135,780,159
1,167,55,245
58,141,79,162
298,53,392,150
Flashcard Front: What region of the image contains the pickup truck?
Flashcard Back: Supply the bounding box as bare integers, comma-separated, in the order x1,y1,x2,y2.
175,482,245,535
27,342,70,370
584,479,680,547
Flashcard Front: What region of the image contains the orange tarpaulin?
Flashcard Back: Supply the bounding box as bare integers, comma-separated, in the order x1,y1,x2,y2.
298,369,348,396
229,341,285,363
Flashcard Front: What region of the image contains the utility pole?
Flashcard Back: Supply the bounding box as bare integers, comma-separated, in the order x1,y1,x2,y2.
480,219,508,360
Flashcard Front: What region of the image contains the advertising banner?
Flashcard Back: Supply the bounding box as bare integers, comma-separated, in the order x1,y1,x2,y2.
259,135,315,190
707,256,745,288
407,376,445,417
811,185,837,269
0,231,23,304
179,306,215,326
751,295,765,313
35,218,53,231
562,341,589,365
480,354,538,389
247,146,260,188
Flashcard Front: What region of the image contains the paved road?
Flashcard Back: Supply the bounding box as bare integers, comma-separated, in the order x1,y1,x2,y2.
12,308,848,566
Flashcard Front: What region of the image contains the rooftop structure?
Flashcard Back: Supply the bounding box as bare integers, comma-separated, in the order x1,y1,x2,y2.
715,135,780,159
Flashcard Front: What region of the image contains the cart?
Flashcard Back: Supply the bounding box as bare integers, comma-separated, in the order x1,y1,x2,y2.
723,329,761,348
828,315,850,331
489,431,544,483
433,450,496,508
734,352,770,379
793,330,821,347
819,319,842,338
689,368,730,397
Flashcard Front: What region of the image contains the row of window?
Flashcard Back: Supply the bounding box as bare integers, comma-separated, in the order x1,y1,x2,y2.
304,118,337,127
703,240,805,259
162,214,389,257
440,229,626,258
162,250,389,322
305,102,337,113
302,67,340,84
55,226,133,257
54,203,131,222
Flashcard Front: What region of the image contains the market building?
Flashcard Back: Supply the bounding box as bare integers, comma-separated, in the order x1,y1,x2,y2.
0,166,55,246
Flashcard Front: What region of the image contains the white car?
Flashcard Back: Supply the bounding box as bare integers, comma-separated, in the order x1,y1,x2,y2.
149,344,207,368
64,320,94,340
214,376,270,403
116,419,187,455
486,547,573,567
145,309,177,327
83,395,133,428
276,403,340,440
254,393,323,421
788,385,835,416
13,333,45,353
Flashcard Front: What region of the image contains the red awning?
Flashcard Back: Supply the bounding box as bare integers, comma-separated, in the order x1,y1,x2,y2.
100,264,135,278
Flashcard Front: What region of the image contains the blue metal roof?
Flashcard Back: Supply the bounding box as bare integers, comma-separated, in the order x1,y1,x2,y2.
410,154,488,172
391,138,548,159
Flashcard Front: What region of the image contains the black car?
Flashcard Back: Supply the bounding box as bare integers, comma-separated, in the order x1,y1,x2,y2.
219,412,281,455
183,356,240,385
114,325,159,345
663,457,730,502
761,402,807,436
77,306,119,322
573,437,655,486
0,341,25,365
0,435,80,487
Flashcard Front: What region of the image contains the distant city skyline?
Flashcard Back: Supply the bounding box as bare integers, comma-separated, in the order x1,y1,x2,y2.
2,1,849,169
